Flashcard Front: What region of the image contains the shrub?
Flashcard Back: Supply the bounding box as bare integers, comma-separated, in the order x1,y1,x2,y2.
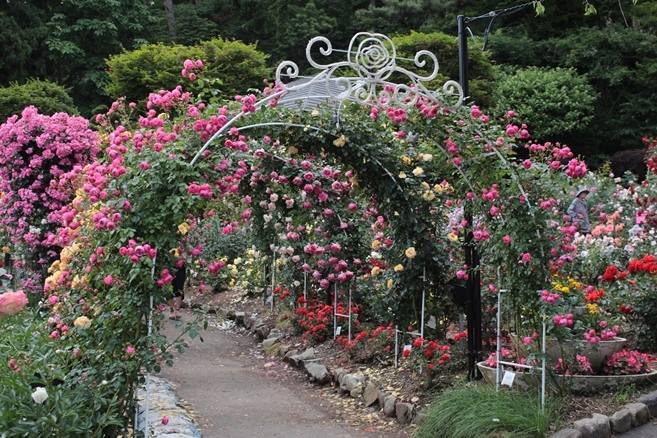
491,66,597,141
0,106,99,274
105,38,270,105
0,79,77,123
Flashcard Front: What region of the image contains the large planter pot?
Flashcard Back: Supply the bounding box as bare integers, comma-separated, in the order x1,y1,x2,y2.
477,361,657,395
510,334,628,373
545,337,628,373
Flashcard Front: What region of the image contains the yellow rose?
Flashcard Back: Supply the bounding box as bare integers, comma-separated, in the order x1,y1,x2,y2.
421,153,433,161
412,167,424,176
74,316,91,329
372,240,381,250
434,184,444,193
2,246,10,253
394,264,404,272
405,247,416,259
311,109,320,117
371,266,381,276
387,279,394,288
423,192,435,201
178,222,190,235
333,135,348,147
288,146,298,155
402,156,412,165
399,171,407,179
421,182,430,190
448,233,459,242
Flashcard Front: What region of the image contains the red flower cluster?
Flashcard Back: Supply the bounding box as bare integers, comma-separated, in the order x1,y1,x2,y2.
601,265,628,282
272,286,290,299
292,302,332,343
336,323,395,362
585,288,604,303
628,255,657,274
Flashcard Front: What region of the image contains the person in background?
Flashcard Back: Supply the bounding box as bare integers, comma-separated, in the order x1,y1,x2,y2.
168,262,186,320
567,187,591,235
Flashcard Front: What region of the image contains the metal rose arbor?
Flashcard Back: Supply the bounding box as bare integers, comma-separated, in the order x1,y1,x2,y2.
190,32,506,379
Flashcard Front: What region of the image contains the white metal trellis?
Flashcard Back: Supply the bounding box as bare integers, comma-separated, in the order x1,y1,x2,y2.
333,282,352,342
190,32,464,166
495,288,547,411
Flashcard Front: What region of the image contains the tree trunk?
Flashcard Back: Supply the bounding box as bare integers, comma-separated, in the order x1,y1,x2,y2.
163,0,177,41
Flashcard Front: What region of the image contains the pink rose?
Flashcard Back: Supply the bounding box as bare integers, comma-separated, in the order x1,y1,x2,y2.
0,290,29,315
126,346,136,355
104,275,114,286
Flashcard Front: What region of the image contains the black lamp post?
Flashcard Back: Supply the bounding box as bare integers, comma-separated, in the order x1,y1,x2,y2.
457,1,539,380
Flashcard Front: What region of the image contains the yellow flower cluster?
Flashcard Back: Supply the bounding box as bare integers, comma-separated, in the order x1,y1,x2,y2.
178,222,190,235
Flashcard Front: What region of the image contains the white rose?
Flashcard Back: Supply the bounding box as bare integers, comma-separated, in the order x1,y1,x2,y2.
31,387,48,404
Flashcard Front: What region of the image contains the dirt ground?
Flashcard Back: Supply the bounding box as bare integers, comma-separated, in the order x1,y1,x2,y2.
179,287,657,436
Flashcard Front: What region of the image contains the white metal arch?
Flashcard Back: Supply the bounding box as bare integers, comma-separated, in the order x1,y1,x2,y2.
191,32,464,166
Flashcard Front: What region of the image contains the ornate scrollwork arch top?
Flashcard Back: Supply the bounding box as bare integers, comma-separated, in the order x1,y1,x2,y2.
274,32,464,109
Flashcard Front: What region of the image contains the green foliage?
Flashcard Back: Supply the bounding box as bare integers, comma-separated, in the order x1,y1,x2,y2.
44,0,158,116
105,38,270,105
392,31,495,107
416,385,559,438
0,311,133,436
491,66,597,140
488,24,657,157
0,79,77,123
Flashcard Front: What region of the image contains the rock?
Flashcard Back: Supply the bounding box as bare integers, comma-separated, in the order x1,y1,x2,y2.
412,411,426,425
262,336,281,349
609,409,632,434
250,318,264,334
377,391,389,410
383,395,396,417
278,344,292,356
268,328,282,338
363,382,379,407
255,324,270,339
395,402,414,424
333,367,347,385
573,413,610,438
304,362,331,384
637,391,657,417
549,429,582,438
625,402,650,426
286,347,315,367
244,315,258,330
234,311,245,324
283,348,299,363
340,373,365,397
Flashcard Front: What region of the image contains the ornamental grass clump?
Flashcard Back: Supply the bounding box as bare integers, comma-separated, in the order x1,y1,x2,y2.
416,385,558,438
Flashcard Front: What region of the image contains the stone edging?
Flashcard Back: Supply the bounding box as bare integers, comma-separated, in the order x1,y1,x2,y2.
229,309,422,425
550,392,657,437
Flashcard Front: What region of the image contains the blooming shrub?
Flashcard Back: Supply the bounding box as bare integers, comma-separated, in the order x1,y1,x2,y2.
336,323,395,362
0,106,99,272
404,336,452,380
553,354,594,376
603,349,654,375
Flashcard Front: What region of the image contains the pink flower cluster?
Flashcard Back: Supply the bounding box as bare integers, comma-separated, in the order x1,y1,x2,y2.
119,240,157,263
564,158,587,179
0,107,99,257
553,313,574,327
540,289,560,304
181,58,203,81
